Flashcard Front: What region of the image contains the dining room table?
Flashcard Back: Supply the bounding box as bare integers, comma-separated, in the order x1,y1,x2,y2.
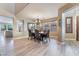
31,30,48,41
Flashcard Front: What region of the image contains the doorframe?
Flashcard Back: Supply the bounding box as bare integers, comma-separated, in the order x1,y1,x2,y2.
76,16,79,41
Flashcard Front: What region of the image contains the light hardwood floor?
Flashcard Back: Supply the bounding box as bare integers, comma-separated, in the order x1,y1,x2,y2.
14,38,79,56
1,32,79,56
0,32,14,56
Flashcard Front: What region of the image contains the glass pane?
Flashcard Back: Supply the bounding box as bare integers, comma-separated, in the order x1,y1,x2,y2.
66,17,73,33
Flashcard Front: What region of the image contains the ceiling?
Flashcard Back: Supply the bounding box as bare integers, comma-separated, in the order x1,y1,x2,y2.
15,3,29,14
0,3,15,14
0,3,66,19
0,3,29,15
16,3,66,20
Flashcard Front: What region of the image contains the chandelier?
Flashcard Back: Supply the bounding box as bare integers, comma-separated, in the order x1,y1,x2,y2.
35,18,40,25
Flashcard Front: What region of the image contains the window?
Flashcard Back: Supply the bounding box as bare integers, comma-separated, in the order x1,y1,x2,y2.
44,24,49,30
1,24,6,31
66,17,73,33
50,21,57,32
7,24,13,30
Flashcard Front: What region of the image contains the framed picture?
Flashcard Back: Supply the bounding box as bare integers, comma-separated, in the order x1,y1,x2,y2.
65,17,73,33
17,20,24,32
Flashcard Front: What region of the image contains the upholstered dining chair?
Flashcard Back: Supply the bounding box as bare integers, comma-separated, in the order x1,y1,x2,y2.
35,29,42,42
28,29,32,40
43,30,50,42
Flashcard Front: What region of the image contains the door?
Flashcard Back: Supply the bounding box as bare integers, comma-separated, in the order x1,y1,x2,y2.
76,16,79,41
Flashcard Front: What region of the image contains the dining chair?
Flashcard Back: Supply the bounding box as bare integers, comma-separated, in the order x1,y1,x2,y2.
43,30,50,42
28,29,32,40
35,29,42,42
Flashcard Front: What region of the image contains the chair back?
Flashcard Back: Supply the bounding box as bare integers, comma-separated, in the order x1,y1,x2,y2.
35,29,40,38
28,29,32,36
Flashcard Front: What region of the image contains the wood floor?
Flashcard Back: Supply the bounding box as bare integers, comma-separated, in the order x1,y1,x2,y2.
0,32,14,56
14,38,79,56
1,32,79,56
